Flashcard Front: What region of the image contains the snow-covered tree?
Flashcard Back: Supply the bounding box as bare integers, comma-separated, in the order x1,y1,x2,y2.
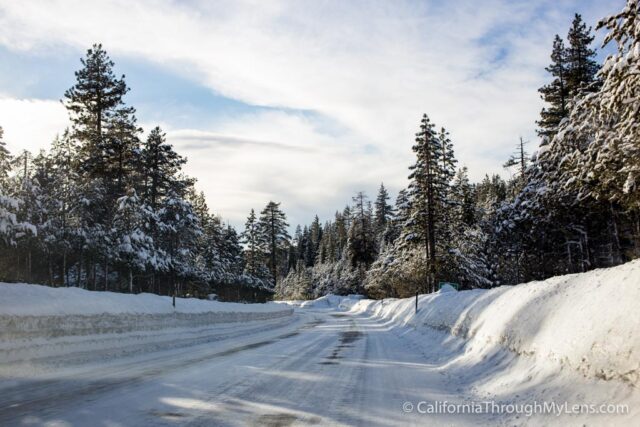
0,126,12,186
258,201,290,289
347,191,376,270
158,189,202,301
113,189,160,292
374,183,393,237
405,114,456,292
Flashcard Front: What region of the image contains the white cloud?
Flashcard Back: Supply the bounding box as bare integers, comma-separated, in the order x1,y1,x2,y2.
0,97,69,153
0,0,621,226
169,111,402,227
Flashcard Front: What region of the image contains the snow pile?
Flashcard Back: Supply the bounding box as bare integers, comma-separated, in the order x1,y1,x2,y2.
350,260,640,385
299,294,364,310
438,283,457,293
0,283,293,340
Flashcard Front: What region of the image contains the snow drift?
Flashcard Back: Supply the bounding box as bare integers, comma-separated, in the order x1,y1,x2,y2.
0,283,293,340
348,260,640,385
298,293,364,310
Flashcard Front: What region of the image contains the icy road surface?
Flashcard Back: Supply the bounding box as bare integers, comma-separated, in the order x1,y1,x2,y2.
1,304,636,426
0,308,492,426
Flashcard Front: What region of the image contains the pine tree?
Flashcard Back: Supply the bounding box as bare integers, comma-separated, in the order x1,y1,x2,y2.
258,201,290,288
437,128,457,192
406,114,441,292
503,138,529,178
0,129,26,250
550,1,640,212
0,193,21,247
0,126,12,186
291,224,304,264
140,126,187,210
335,210,348,258
39,131,81,286
62,44,143,290
64,44,134,180
103,108,142,198
309,215,322,263
374,183,393,236
347,191,376,268
537,35,570,140
10,150,41,282
158,189,202,304
303,226,315,267
583,0,640,211
451,167,476,226
112,188,158,293
435,127,457,248
241,209,264,277
222,224,244,278
566,14,600,96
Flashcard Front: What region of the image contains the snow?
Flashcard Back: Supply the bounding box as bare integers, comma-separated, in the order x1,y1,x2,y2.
0,283,293,342
298,293,364,309
0,283,289,317
1,263,638,425
438,283,457,293
348,259,640,386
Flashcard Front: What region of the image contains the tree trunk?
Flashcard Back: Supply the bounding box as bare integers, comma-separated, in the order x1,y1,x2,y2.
48,255,53,286
129,269,133,294
63,250,68,287
609,203,622,264
104,260,109,291
634,210,640,257
77,247,83,289
172,269,176,307
27,250,32,283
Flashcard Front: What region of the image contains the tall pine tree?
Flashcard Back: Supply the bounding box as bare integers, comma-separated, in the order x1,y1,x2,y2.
258,201,290,288
566,14,600,96
537,35,570,140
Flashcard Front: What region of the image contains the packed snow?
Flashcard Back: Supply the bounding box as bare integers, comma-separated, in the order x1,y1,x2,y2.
298,293,364,310
348,260,640,386
0,283,290,317
0,283,292,342
299,260,640,388
0,283,293,379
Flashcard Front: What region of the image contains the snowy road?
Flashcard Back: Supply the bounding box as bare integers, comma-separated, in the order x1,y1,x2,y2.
1,302,636,427
0,307,491,426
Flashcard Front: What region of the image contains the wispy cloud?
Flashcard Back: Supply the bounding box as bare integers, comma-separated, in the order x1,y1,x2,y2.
173,130,315,153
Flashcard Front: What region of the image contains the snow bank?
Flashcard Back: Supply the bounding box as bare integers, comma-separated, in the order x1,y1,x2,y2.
299,294,364,310
0,283,293,339
349,260,640,385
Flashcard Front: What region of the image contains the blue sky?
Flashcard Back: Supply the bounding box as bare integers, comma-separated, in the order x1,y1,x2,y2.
0,0,622,229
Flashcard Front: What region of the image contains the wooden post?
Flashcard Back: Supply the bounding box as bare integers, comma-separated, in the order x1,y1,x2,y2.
415,290,418,314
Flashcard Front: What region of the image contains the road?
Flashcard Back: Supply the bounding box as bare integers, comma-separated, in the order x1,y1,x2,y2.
0,307,496,426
